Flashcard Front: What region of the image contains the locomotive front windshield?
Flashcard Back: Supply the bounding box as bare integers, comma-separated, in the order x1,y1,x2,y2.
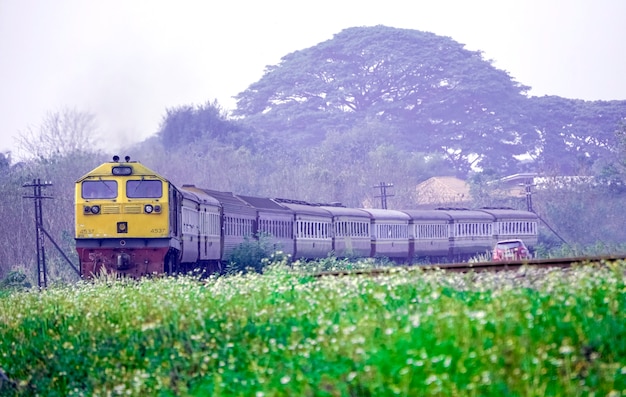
82,180,118,199
126,180,162,198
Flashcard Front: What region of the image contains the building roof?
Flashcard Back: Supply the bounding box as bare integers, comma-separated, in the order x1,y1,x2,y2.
414,176,471,206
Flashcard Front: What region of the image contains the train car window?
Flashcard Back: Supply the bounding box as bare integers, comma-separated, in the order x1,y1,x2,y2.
82,180,117,199
127,180,162,198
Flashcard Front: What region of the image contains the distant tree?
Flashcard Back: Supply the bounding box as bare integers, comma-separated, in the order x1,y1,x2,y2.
157,100,250,150
593,121,626,191
16,108,100,160
532,182,626,247
0,152,9,172
527,96,626,174
234,25,534,175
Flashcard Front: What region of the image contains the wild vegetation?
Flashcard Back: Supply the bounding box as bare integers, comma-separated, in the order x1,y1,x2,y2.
0,259,624,396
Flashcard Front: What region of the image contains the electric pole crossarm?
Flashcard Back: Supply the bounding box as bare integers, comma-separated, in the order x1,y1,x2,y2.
373,182,395,209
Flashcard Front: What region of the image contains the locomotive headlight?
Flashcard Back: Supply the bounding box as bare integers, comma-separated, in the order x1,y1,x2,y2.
144,204,154,214
117,222,128,233
90,205,100,214
112,166,132,176
154,205,161,213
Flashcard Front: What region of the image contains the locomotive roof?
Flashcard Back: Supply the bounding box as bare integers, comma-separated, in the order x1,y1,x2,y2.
76,160,167,182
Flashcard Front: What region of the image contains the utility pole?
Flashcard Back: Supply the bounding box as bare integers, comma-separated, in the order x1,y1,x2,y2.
373,182,394,209
521,176,569,246
524,177,534,212
23,179,52,288
23,179,80,288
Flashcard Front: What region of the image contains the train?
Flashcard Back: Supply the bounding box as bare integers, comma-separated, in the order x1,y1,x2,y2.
75,156,539,278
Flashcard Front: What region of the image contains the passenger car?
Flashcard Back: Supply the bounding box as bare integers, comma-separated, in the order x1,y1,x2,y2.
492,239,531,261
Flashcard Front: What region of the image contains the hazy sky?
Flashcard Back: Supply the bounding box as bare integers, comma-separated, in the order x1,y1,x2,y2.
1,0,625,158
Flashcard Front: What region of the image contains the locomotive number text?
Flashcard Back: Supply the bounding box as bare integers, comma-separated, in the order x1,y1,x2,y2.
151,228,166,234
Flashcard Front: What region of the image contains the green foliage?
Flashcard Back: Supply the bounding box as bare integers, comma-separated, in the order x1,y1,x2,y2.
0,262,625,395
534,241,626,259
226,234,289,274
534,185,626,246
526,96,626,175
466,171,626,248
287,255,393,273
593,121,626,192
158,100,249,150
0,271,32,293
0,152,9,171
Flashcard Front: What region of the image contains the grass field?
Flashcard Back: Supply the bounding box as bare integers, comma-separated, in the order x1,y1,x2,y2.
0,259,625,396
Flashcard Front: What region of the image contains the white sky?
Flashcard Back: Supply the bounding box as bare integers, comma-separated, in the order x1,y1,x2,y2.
1,0,625,158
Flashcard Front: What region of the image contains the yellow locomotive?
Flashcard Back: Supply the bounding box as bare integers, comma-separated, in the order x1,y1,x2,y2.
75,156,176,277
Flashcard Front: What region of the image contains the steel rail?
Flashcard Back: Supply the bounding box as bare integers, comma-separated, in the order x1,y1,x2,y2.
313,255,626,278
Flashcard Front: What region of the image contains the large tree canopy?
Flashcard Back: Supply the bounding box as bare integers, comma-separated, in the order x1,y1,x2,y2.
526,96,626,174
234,25,534,174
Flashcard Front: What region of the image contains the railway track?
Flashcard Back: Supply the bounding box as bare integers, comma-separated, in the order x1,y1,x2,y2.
314,255,626,278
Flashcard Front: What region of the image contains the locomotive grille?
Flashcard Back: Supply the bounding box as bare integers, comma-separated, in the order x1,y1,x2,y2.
101,205,120,214
124,204,142,214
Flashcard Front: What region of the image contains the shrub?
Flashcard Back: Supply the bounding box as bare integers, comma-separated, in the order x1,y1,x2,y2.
0,270,32,293
226,233,286,274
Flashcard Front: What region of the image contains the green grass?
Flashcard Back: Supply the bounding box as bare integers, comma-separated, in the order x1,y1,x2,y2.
1,260,625,396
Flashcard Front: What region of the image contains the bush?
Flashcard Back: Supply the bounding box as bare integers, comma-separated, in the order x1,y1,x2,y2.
0,270,32,293
226,234,286,274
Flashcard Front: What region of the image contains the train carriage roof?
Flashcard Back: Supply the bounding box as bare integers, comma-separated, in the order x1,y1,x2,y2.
179,186,221,206
318,206,371,219
359,208,411,221
400,209,452,221
237,195,294,213
180,189,200,203
477,208,538,220
184,186,256,216
435,208,495,221
273,199,332,218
